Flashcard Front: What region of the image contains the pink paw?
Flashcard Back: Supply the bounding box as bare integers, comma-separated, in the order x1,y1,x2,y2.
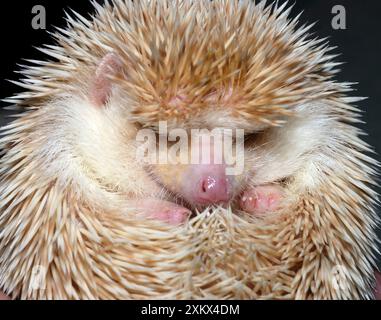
132,199,191,225
239,185,284,215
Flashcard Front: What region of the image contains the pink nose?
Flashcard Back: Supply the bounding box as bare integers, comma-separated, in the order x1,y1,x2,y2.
195,173,230,205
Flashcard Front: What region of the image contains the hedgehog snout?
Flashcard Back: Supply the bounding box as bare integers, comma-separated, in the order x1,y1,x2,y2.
183,164,233,206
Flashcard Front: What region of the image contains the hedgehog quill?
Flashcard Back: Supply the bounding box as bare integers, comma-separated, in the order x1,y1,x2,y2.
0,0,380,299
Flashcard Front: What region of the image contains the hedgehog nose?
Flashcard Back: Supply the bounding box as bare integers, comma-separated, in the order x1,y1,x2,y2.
198,175,230,204
194,166,231,205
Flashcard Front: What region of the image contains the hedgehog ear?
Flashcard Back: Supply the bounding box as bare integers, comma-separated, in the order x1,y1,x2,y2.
89,52,123,107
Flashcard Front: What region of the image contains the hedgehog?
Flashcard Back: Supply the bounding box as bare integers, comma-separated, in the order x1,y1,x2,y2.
0,0,380,300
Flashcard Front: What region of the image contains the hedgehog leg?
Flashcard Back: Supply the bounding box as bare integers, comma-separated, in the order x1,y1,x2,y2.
239,185,284,216
128,198,191,225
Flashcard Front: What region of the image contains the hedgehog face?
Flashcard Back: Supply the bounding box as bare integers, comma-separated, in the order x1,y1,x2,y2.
84,54,289,209
77,54,324,212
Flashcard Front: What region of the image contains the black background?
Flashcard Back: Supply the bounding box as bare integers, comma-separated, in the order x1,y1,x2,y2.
0,0,381,266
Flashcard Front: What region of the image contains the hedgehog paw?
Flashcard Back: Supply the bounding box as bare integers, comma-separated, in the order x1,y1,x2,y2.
132,199,191,225
239,185,284,216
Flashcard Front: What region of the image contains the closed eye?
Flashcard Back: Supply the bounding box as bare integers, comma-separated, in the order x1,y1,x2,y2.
244,131,262,142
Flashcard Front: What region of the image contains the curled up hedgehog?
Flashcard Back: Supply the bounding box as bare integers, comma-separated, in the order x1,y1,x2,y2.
0,0,380,299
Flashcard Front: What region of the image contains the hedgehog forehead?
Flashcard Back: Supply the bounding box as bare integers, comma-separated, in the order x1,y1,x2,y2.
126,77,294,129
113,8,314,128
122,41,294,124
